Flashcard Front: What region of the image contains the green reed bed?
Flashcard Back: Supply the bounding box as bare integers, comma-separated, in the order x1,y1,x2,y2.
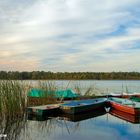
0,80,27,119
0,80,31,140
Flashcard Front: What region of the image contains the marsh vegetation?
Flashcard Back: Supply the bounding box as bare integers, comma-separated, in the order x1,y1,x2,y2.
0,80,97,140
0,80,140,140
0,80,101,118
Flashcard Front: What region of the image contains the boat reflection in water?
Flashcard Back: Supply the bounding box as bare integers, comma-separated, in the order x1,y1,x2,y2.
109,108,140,124
27,108,106,122
59,108,106,122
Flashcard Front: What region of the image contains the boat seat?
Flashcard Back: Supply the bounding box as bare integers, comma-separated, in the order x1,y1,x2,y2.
77,103,88,106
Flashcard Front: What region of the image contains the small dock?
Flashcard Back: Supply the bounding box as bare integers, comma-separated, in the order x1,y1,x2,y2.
27,104,60,116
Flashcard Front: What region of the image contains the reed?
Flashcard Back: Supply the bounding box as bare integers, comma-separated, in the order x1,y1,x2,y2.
0,80,27,119
74,83,102,99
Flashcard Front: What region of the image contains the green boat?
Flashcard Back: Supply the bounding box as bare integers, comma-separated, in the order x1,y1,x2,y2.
60,98,107,114
27,104,60,116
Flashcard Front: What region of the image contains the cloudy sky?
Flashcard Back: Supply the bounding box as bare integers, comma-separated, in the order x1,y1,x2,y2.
0,0,140,72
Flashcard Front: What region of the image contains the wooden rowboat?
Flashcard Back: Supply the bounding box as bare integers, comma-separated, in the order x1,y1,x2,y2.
110,108,140,124
60,98,107,114
107,97,140,115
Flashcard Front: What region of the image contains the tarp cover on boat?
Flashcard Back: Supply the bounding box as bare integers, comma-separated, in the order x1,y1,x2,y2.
130,97,140,102
27,88,78,99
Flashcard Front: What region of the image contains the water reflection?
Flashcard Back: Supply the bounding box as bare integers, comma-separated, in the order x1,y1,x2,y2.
0,116,27,140
27,115,50,121
1,110,140,140
26,111,140,140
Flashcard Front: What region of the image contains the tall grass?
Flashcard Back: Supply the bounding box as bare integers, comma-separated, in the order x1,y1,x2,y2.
0,80,27,119
74,83,103,99
0,80,29,140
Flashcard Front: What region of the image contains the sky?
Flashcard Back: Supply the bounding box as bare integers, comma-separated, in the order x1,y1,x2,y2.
0,0,140,72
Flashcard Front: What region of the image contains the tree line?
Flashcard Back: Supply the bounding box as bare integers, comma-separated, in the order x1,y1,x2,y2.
0,71,140,80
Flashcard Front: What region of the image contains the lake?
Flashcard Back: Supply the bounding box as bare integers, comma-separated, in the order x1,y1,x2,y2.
21,111,140,140
1,80,140,140
29,80,140,94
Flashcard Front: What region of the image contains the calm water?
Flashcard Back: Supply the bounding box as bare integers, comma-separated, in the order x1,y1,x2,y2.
20,112,140,140
2,80,140,140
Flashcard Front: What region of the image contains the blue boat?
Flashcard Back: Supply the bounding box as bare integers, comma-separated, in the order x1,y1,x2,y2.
60,98,107,114
27,104,60,116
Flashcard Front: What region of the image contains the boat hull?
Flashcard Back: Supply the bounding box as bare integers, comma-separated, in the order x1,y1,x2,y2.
108,100,140,115
60,99,106,114
110,108,140,123
27,105,60,116
59,108,106,122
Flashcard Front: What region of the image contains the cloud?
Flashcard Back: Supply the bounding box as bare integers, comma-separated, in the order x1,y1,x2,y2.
0,0,140,71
